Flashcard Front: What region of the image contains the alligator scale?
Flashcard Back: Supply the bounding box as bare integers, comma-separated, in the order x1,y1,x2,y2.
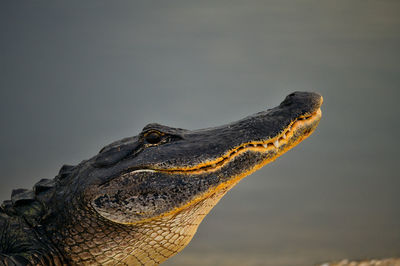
0,92,323,265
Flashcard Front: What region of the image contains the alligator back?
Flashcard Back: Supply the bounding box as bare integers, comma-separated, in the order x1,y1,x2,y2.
0,167,74,265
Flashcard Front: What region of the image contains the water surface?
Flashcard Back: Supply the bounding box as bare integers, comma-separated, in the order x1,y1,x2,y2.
1,1,399,265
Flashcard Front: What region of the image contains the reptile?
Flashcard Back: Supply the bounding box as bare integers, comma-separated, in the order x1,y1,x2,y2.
0,91,322,265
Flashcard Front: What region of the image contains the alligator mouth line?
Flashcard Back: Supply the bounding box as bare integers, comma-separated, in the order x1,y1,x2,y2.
156,108,322,174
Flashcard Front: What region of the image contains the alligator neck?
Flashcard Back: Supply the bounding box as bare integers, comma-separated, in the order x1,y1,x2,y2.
49,186,230,265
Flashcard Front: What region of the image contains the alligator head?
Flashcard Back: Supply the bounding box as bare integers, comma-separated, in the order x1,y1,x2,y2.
0,91,322,265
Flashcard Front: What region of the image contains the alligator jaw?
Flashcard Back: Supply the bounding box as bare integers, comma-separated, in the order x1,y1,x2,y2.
138,99,323,223
91,92,323,226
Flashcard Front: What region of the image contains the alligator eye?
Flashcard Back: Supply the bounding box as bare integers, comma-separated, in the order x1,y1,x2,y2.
145,132,162,144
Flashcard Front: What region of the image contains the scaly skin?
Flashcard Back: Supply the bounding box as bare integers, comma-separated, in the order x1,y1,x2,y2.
0,92,322,265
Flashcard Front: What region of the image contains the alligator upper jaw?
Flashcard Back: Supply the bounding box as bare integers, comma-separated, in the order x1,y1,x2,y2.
111,91,323,174
141,92,323,174
155,107,322,174
90,91,322,187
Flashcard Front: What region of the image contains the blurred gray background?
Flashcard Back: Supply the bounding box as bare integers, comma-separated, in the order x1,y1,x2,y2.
1,1,399,265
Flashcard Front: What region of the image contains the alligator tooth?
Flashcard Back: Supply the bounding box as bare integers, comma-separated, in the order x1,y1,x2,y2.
282,133,286,139
211,164,216,167
263,144,268,148
273,140,279,148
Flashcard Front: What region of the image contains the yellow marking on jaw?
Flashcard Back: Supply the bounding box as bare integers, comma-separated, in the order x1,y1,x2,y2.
124,108,322,225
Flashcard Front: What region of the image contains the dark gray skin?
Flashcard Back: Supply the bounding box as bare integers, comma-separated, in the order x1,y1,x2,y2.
0,92,322,265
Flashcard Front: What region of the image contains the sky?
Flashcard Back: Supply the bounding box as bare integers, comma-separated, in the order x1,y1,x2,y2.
1,1,399,265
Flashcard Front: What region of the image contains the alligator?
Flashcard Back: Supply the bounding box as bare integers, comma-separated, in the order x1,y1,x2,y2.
0,91,322,265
